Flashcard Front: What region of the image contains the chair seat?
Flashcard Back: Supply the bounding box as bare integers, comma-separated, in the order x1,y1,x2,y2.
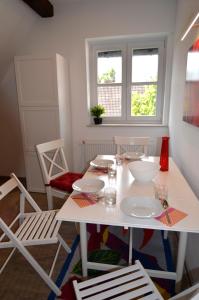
50,172,83,193
0,210,61,248
73,260,163,300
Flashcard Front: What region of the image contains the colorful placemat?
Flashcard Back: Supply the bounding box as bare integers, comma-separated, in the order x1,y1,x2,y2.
71,193,97,208
155,207,188,227
87,167,108,175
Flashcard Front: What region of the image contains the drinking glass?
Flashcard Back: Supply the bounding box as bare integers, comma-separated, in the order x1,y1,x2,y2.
108,163,117,178
104,187,116,206
115,154,122,165
154,183,168,201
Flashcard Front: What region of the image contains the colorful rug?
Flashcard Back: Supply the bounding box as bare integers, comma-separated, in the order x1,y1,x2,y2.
48,226,175,300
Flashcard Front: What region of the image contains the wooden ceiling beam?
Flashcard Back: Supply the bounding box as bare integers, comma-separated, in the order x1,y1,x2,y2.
22,0,54,18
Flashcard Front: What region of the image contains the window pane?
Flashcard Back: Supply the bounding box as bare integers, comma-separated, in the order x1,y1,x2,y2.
132,48,158,83
97,86,121,116
97,50,122,84
131,84,157,116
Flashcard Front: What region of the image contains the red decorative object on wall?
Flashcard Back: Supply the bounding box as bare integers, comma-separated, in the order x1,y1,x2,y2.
183,38,199,127
160,136,169,171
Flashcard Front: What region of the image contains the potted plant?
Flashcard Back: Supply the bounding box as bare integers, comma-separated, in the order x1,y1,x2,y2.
90,104,105,125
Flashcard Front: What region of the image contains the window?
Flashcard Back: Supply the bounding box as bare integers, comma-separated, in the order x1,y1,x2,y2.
97,50,122,117
88,37,166,124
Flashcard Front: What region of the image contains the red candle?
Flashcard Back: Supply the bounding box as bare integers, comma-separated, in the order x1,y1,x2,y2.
160,136,169,171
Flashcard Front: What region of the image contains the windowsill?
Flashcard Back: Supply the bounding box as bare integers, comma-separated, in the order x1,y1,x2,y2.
87,123,168,127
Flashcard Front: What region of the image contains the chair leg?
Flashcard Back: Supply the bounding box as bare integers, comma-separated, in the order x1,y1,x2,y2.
97,224,101,233
57,234,71,253
0,248,16,274
49,242,62,278
46,186,53,210
19,193,25,225
163,230,168,239
128,227,133,265
20,244,61,295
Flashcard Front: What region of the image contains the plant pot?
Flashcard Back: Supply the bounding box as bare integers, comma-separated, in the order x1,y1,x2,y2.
94,117,102,125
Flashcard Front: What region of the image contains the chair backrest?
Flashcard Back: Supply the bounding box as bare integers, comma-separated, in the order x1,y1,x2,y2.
114,136,150,155
36,139,69,184
73,260,164,300
73,256,199,300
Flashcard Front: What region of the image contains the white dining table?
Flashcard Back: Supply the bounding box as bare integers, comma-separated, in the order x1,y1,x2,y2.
56,155,199,290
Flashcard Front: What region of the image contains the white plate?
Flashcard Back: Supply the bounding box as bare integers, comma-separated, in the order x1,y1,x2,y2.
72,178,105,193
90,159,114,169
120,196,163,218
123,152,145,160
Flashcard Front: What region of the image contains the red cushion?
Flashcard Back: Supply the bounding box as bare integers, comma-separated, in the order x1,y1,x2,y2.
50,172,83,193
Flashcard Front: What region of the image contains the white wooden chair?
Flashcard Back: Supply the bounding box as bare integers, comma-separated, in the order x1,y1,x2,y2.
36,139,83,210
0,173,71,296
114,136,150,156
73,260,199,300
114,136,150,265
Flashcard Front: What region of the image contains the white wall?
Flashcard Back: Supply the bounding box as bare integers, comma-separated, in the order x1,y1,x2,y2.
0,65,25,176
169,0,199,282
0,0,38,176
0,0,38,81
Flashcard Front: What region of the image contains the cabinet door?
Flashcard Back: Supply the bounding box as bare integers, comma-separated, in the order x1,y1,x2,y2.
15,56,58,106
25,152,45,192
20,107,60,151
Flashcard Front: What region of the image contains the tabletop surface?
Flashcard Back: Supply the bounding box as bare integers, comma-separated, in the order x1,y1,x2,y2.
56,156,199,233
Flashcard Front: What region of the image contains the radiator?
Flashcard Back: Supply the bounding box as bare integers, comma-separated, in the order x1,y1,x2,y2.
81,139,156,169
82,140,116,169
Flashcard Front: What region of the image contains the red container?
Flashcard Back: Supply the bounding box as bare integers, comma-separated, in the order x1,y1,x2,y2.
160,136,169,171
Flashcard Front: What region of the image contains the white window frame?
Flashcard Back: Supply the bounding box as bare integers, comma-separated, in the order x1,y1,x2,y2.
87,36,166,125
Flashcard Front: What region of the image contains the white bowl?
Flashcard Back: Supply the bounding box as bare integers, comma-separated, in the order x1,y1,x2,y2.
128,161,159,182
90,159,114,169
123,151,145,160
72,178,105,193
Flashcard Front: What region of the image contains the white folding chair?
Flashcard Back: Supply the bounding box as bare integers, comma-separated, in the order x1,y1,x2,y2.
73,260,199,300
114,136,150,265
73,260,164,300
36,139,83,210
0,173,71,296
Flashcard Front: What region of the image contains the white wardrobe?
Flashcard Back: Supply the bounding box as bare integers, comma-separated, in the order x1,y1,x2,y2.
15,54,72,192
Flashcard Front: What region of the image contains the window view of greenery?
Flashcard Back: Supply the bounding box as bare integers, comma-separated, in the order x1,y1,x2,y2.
96,49,158,118
98,67,157,116
131,49,158,116
131,85,157,116
98,68,116,84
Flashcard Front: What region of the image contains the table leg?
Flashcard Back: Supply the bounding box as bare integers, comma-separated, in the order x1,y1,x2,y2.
175,232,188,292
128,227,133,265
80,222,88,277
